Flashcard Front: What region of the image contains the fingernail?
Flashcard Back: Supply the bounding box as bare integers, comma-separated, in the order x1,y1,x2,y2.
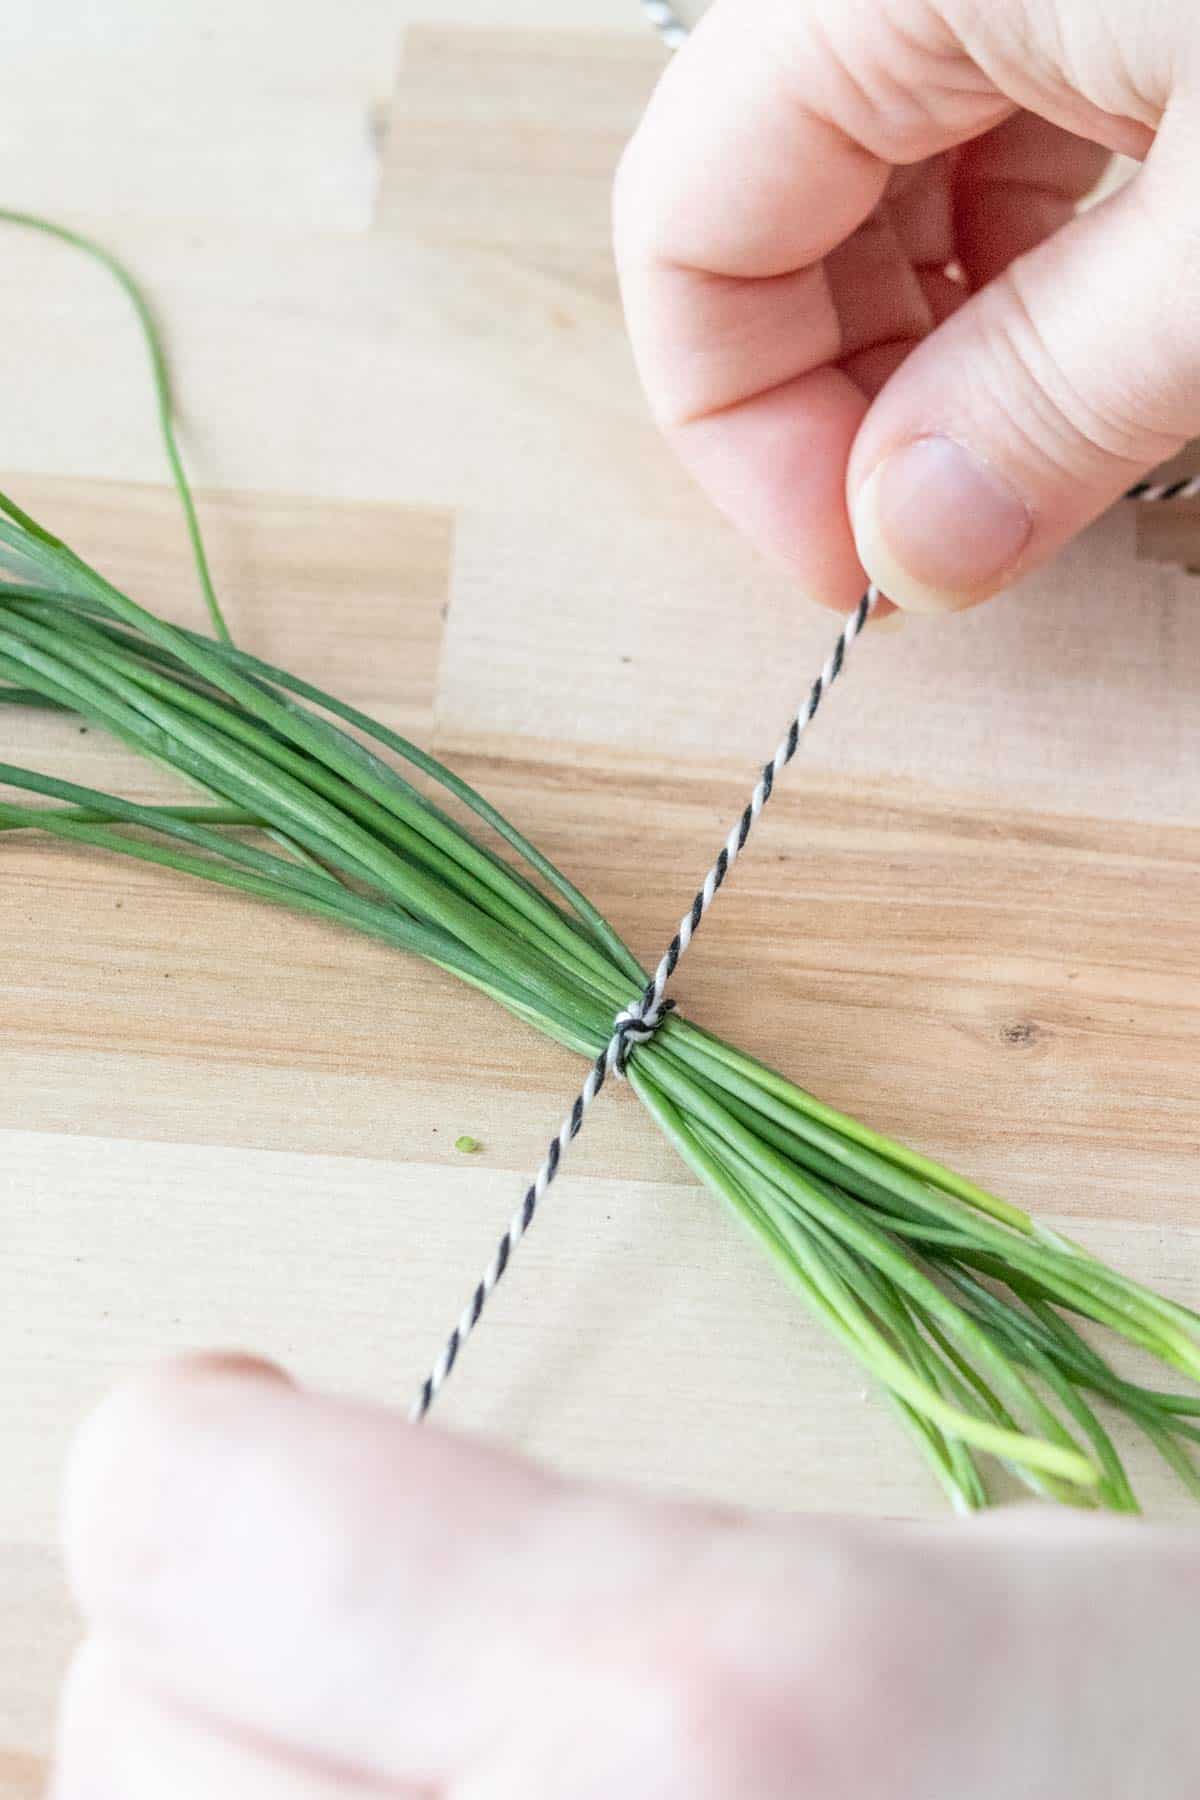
172,1351,293,1386
853,436,1032,613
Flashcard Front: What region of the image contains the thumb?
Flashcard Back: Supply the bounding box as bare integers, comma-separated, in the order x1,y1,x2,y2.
851,104,1200,613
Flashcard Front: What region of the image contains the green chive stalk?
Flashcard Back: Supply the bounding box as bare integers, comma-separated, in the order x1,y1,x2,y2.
2,216,1199,1514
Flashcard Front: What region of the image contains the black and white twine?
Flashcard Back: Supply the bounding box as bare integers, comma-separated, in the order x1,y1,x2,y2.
411,585,877,1419
1127,474,1200,504
409,0,1200,1422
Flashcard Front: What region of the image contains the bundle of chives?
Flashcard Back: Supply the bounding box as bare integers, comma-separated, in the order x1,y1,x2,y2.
3,216,1200,1515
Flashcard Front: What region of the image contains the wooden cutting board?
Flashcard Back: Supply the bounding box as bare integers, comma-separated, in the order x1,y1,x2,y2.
3,8,1200,1790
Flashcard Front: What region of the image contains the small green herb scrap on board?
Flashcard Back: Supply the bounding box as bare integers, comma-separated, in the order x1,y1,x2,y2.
455,1135,482,1155
4,209,1200,1516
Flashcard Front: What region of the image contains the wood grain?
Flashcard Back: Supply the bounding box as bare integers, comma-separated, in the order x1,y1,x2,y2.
3,8,1200,1790
378,24,666,285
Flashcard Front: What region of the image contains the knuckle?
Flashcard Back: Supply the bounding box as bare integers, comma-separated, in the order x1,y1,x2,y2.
987,260,1192,471
806,0,1006,166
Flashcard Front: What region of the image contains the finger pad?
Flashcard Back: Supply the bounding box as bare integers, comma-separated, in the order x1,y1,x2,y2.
668,370,870,609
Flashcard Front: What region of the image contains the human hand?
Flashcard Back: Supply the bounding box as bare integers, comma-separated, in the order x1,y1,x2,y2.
52,1356,1200,1797
614,0,1200,613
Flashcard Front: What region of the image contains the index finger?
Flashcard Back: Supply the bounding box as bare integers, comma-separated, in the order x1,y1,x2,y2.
613,0,1011,605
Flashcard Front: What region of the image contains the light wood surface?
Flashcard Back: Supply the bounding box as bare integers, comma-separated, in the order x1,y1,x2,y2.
3,8,1200,1792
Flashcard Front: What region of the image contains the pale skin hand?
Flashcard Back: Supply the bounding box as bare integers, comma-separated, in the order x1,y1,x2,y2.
614,0,1200,612
52,1358,1200,1798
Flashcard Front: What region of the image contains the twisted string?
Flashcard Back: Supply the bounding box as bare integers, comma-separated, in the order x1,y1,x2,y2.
1128,474,1200,504
411,586,877,1419
410,0,1200,1422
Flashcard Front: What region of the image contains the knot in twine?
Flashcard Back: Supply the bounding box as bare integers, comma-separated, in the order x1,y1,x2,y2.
608,994,676,1078
410,586,878,1420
